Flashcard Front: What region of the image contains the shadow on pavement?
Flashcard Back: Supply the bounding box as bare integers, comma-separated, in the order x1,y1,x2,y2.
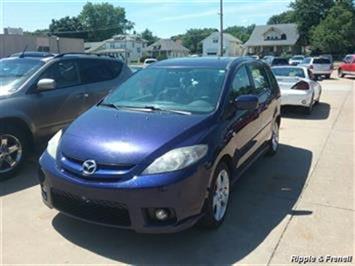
281,102,330,120
52,144,313,264
0,152,41,197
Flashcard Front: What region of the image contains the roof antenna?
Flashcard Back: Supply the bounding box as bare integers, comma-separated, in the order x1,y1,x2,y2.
19,45,28,58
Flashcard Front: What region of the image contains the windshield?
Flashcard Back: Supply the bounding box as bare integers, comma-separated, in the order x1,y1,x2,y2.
0,58,44,95
102,67,226,114
272,67,305,78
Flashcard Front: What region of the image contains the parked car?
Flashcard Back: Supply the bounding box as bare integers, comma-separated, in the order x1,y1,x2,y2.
39,57,281,233
288,55,305,66
129,65,144,73
299,57,333,79
143,58,158,68
0,53,132,179
338,54,355,78
263,56,289,66
272,66,322,114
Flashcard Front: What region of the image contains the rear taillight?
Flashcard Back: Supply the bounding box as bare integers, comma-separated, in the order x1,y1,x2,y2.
292,81,310,90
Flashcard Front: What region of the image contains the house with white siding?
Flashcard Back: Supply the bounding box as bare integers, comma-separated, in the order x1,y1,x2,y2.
202,32,243,57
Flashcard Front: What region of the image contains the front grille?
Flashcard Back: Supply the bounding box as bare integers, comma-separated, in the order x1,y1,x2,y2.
51,189,131,227
60,154,135,182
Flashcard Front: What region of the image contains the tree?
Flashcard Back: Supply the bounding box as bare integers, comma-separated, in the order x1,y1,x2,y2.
174,28,218,54
290,0,334,45
310,1,355,54
49,16,87,39
79,2,134,41
267,11,295,25
141,29,158,46
224,25,255,43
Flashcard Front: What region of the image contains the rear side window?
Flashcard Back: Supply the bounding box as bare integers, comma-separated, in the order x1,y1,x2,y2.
313,58,330,64
40,60,80,89
79,59,122,84
248,64,271,95
230,65,253,100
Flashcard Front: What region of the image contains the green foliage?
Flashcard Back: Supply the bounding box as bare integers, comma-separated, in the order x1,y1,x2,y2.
141,29,159,46
49,16,87,39
224,25,255,43
310,1,355,54
173,28,218,54
267,11,295,25
79,2,134,41
290,0,335,45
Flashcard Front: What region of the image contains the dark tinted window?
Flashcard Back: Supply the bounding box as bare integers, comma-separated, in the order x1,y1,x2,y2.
40,60,79,89
248,64,271,94
272,58,289,65
79,59,122,84
313,58,330,64
230,65,253,100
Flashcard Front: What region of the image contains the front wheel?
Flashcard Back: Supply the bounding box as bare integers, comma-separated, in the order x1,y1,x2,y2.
304,94,314,115
0,125,27,180
199,162,231,229
267,121,279,156
338,69,345,78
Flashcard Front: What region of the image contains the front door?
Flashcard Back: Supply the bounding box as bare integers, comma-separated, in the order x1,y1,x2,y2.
32,59,86,137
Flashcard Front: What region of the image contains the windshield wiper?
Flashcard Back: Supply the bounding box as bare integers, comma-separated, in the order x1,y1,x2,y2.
141,106,192,115
99,102,121,110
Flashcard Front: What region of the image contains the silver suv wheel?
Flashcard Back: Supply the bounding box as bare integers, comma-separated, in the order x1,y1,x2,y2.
0,134,23,174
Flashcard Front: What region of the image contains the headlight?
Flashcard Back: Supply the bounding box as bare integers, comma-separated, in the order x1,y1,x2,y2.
142,145,208,175
47,130,62,159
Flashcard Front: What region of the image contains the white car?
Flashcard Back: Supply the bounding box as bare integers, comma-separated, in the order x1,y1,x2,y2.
289,55,305,65
272,66,322,114
143,58,158,68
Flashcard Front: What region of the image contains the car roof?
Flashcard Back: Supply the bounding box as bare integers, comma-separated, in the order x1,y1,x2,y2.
150,57,253,69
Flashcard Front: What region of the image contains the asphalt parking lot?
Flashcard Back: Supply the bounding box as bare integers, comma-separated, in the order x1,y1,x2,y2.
0,74,353,265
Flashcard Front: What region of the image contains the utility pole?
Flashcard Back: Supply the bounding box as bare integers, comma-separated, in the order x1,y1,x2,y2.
219,0,223,57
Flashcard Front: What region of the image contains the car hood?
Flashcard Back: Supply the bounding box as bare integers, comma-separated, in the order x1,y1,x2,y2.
60,106,210,165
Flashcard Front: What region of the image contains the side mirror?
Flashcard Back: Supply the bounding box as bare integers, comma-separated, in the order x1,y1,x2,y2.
37,78,56,91
235,95,259,110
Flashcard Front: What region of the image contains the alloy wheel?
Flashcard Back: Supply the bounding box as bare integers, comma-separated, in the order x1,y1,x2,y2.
0,134,23,174
212,169,230,221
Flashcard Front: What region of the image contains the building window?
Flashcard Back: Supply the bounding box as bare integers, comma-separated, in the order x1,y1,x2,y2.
281,34,287,40
137,47,141,53
212,38,218,43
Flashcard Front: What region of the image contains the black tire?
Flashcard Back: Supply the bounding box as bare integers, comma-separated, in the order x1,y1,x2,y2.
304,95,314,115
267,121,279,156
199,162,231,229
325,74,331,79
0,125,29,180
338,69,345,78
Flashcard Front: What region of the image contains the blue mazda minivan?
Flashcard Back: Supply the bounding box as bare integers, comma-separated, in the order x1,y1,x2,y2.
39,57,281,233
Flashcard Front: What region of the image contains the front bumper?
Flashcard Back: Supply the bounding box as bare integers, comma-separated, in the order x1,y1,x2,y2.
39,152,210,233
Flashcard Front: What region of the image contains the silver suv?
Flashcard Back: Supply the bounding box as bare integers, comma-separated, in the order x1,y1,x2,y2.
299,57,333,79
0,53,132,179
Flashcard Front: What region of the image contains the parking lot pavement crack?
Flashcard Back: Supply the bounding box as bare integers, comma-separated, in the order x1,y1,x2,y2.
266,88,352,266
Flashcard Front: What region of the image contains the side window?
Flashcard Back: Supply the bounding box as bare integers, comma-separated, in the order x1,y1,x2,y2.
40,60,80,89
79,59,121,84
229,65,253,101
248,64,271,94
265,67,279,95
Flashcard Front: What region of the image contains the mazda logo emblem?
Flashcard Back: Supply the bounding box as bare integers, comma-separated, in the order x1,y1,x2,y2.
82,160,97,176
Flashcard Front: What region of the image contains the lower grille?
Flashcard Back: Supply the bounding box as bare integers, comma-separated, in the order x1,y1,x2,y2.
51,189,131,227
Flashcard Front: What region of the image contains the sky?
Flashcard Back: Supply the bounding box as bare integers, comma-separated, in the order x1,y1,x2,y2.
0,0,292,38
